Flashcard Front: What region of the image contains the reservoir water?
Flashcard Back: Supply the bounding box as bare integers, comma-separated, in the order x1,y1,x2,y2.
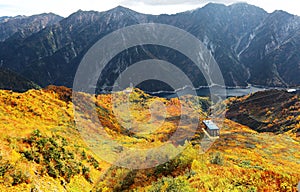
148,86,268,98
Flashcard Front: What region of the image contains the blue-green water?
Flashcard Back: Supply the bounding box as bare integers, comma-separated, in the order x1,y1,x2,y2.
149,86,267,98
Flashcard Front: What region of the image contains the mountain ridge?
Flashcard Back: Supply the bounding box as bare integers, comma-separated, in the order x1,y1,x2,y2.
226,89,300,133
0,3,300,92
0,13,63,42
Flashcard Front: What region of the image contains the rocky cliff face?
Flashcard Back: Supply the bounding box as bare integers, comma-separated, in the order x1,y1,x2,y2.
0,3,299,92
0,13,63,42
240,10,300,86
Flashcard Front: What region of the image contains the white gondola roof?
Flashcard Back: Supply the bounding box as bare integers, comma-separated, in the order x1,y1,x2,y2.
203,120,219,130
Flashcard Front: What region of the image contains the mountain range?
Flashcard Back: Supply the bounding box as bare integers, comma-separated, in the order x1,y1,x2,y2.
0,3,300,92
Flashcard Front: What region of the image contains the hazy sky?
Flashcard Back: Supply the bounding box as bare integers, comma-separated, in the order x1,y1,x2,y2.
0,0,299,17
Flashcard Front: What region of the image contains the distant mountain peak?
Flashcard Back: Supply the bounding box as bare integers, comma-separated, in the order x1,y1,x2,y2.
41,12,63,18
107,5,139,14
202,2,227,9
229,2,265,9
115,5,129,10
0,13,63,41
70,9,99,15
230,2,253,6
271,9,292,17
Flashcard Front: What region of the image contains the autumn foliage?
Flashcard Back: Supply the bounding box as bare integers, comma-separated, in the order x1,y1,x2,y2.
0,87,299,191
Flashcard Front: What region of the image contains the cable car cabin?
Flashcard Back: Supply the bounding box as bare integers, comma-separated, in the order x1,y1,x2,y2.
203,120,220,137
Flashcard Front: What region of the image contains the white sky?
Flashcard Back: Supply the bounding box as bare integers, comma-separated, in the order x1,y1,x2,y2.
0,0,299,17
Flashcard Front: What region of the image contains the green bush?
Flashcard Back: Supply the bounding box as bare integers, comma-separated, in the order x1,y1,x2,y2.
210,152,224,165
19,130,98,184
47,165,58,178
88,156,99,169
238,160,264,170
82,166,90,175
0,161,11,177
11,170,28,186
148,176,196,192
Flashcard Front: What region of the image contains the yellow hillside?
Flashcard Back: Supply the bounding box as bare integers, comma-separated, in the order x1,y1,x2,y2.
0,87,299,191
